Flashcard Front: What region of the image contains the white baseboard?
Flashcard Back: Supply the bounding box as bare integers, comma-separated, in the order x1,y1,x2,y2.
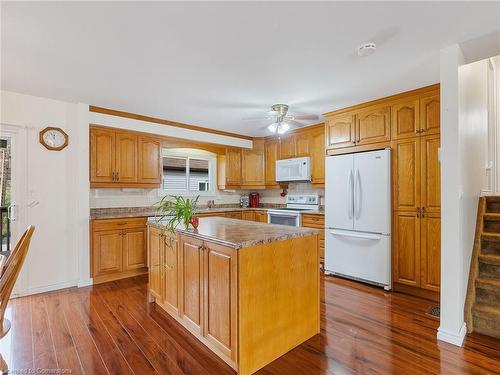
12,279,79,298
437,322,467,346
78,278,93,288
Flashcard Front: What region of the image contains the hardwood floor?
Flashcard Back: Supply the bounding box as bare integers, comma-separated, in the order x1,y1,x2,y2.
2,274,500,374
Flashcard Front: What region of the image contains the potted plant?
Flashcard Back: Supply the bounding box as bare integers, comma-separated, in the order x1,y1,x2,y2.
155,195,200,239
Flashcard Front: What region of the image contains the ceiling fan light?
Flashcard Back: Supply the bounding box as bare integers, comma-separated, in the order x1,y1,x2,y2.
277,122,290,134
267,122,278,133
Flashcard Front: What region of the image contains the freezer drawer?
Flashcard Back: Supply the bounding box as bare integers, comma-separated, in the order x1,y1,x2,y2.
325,229,391,288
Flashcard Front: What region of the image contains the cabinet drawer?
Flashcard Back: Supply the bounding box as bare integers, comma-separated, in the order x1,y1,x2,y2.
225,211,243,219
302,214,325,227
92,217,147,231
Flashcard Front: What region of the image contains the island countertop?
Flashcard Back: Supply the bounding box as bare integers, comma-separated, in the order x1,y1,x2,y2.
147,216,320,249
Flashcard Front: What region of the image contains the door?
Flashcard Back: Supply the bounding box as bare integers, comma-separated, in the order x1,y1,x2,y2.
164,234,180,315
123,227,146,270
264,140,278,185
138,136,161,184
93,230,123,276
90,128,115,183
115,132,138,183
326,229,391,286
241,150,264,185
393,211,420,287
203,242,237,360
353,150,391,234
421,135,441,215
279,135,296,159
392,137,420,212
355,106,391,145
310,128,325,184
420,212,441,291
148,227,163,300
326,114,355,149
225,148,242,185
391,99,420,139
180,235,204,335
420,94,440,135
325,154,353,230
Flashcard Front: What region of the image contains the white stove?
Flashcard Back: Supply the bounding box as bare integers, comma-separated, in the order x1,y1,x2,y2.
267,194,320,226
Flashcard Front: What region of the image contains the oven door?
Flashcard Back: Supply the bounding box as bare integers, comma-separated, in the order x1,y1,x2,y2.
267,211,301,226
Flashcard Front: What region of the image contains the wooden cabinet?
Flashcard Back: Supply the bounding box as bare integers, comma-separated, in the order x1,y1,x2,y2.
310,128,325,185
355,105,391,145
254,211,268,223
392,99,420,140
148,226,163,300
241,211,255,221
392,137,420,212
203,241,238,360
393,211,421,287
264,140,279,187
241,148,265,187
90,126,161,188
421,134,441,215
302,214,325,265
420,94,440,135
225,211,242,220
225,148,242,186
420,212,441,291
296,136,310,157
326,114,355,149
164,234,180,316
279,135,296,159
91,217,148,284
179,236,204,335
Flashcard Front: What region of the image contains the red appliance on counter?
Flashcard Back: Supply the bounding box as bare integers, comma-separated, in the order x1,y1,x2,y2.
249,192,260,208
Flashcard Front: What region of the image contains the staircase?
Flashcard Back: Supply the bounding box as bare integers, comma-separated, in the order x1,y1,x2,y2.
465,196,500,339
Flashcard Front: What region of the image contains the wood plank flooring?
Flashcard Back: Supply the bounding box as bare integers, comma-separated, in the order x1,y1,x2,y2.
2,274,499,374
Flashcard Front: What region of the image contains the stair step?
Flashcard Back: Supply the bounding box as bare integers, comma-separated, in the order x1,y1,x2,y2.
479,254,500,265
472,303,500,339
485,196,500,214
481,235,500,256
476,277,500,291
483,214,500,233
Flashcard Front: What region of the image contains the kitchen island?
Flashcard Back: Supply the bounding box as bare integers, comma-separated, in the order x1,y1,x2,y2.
147,217,320,375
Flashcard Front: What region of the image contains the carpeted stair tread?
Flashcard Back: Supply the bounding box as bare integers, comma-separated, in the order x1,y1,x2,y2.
479,254,500,265
476,277,500,291
473,303,500,317
473,304,500,339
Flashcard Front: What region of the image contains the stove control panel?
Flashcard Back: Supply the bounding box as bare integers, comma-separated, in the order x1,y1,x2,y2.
285,194,319,205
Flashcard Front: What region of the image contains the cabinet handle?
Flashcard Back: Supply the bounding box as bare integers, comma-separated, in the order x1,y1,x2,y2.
421,207,426,218
117,222,127,226
112,172,116,181
416,207,421,218
163,264,173,271
116,171,119,181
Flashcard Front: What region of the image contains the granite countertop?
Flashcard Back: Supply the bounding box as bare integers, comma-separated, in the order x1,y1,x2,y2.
147,217,320,249
90,205,324,220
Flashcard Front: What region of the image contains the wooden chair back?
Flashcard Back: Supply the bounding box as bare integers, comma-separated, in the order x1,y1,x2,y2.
0,225,35,338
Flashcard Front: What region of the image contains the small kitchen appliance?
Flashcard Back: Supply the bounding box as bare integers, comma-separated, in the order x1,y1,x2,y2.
275,157,311,182
249,192,260,208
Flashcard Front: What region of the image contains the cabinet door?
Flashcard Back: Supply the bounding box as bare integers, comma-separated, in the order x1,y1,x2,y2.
225,148,242,186
115,132,138,183
90,128,115,183
420,94,440,135
241,150,265,186
148,227,163,300
241,211,255,221
254,211,268,223
296,135,310,157
225,211,242,220
393,211,421,287
138,137,161,184
203,242,237,361
421,212,441,291
93,230,123,277
310,128,325,184
326,115,355,149
421,135,441,215
392,137,420,212
391,99,420,140
179,236,204,335
355,106,391,145
123,227,146,270
265,140,278,186
279,135,296,159
164,235,180,316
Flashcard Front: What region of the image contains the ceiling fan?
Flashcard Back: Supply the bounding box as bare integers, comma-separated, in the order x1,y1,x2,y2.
244,104,319,134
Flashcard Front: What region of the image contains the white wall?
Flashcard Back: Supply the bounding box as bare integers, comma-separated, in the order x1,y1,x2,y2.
0,91,90,295
438,47,491,346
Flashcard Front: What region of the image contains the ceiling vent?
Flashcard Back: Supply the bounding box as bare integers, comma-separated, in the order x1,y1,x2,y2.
357,43,377,57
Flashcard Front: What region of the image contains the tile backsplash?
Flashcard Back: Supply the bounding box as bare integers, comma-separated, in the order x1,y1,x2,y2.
90,183,324,208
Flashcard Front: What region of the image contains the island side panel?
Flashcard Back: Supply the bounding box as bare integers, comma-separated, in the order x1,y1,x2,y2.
238,234,320,375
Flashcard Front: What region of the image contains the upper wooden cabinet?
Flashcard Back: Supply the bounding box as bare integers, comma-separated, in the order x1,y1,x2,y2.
391,99,420,140
241,140,265,187
355,105,391,145
225,148,242,186
326,115,355,149
392,137,421,212
310,128,325,185
420,94,440,135
279,135,297,159
90,126,161,188
296,136,310,157
264,139,279,187
421,134,441,215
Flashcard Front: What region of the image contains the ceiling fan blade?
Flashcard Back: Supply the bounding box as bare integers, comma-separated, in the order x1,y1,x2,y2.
285,114,319,121
242,116,274,120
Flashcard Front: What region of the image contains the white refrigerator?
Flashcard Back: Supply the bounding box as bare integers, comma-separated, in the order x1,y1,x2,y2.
324,149,392,290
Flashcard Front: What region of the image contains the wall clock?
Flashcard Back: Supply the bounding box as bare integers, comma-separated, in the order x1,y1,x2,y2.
39,127,68,151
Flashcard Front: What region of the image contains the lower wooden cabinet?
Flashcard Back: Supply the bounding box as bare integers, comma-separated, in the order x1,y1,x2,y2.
254,211,268,223
302,214,325,265
241,211,255,221
91,217,148,284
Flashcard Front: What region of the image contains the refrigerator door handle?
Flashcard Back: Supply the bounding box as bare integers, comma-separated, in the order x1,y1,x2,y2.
355,168,362,219
347,169,354,219
330,229,381,241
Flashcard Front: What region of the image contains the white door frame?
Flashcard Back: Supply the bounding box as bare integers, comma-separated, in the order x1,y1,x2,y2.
0,123,29,296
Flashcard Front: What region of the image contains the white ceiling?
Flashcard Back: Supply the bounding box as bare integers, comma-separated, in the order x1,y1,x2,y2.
2,2,500,136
